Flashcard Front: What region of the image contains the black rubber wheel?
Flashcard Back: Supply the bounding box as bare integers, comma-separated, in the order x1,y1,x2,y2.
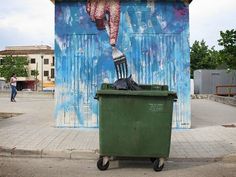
153,159,164,172
150,158,156,163
97,157,109,171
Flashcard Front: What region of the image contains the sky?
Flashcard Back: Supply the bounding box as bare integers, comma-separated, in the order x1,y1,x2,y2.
0,0,235,51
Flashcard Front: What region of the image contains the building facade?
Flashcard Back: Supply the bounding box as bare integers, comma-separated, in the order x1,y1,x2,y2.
0,45,55,91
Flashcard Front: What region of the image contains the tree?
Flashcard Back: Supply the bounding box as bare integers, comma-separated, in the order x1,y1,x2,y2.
190,29,236,84
31,70,39,78
0,56,29,82
190,40,219,78
31,68,39,91
218,29,236,69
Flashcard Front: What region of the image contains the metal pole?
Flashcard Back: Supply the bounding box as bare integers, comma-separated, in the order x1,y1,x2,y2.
36,62,38,91
41,55,44,91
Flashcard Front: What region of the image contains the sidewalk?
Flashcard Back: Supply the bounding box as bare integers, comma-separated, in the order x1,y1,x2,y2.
0,96,236,160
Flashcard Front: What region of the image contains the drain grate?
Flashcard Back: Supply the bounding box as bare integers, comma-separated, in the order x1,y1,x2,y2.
222,124,236,128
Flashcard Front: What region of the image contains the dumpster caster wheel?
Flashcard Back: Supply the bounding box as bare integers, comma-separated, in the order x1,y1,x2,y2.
97,157,109,171
150,158,156,163
153,158,164,172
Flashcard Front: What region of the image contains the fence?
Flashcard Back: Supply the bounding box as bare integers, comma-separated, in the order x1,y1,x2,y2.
216,85,236,96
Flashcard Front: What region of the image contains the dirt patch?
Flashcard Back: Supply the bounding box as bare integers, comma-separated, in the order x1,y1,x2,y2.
222,124,236,128
0,113,23,120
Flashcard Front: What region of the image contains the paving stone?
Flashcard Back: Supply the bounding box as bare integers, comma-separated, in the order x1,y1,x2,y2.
0,97,235,159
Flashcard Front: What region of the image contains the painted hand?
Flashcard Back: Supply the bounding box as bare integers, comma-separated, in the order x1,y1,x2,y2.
86,0,120,46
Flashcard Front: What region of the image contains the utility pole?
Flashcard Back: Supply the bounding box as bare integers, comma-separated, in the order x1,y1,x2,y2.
41,55,44,91
35,62,38,91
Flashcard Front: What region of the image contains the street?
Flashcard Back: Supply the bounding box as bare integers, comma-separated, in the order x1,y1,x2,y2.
0,157,236,177
0,97,236,177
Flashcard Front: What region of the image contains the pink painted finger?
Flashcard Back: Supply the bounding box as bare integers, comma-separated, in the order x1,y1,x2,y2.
86,0,91,15
86,0,121,46
107,0,120,45
94,0,106,19
88,0,98,21
94,0,106,29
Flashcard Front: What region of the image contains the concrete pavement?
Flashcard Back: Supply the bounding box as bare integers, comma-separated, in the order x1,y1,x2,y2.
1,157,236,177
0,95,236,160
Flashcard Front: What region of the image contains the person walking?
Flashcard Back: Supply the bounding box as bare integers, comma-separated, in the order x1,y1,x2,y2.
10,73,17,102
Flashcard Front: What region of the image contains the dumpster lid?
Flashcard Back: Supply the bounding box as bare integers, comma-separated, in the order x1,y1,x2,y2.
101,83,169,91
96,90,177,98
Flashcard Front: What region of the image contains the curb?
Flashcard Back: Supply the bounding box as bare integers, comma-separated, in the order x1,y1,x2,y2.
209,95,236,107
0,146,98,160
0,147,42,158
0,91,54,99
222,154,236,163
191,94,236,107
168,157,222,162
1,146,234,163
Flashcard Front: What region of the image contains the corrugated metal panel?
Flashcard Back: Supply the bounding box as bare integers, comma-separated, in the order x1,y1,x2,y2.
194,70,236,94
127,34,190,128
55,34,101,127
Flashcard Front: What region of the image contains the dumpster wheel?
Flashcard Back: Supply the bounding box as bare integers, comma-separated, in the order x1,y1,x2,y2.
153,158,164,172
97,157,109,171
150,158,156,163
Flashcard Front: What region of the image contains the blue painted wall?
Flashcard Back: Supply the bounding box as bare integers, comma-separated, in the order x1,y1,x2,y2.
55,0,191,128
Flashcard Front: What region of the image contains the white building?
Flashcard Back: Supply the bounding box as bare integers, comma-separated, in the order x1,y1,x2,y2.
0,45,54,91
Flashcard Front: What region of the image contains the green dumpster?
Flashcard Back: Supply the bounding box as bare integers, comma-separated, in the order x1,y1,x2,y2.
95,84,177,171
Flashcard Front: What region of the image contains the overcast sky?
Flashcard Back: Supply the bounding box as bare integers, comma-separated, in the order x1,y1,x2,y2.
0,0,235,51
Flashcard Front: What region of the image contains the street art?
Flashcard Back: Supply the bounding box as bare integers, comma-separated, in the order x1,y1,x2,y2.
86,0,120,46
55,0,191,128
86,0,129,79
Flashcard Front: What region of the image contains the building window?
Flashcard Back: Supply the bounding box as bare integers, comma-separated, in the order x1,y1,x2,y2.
31,70,36,76
44,59,49,65
51,68,54,78
52,56,55,66
31,58,36,64
44,71,49,76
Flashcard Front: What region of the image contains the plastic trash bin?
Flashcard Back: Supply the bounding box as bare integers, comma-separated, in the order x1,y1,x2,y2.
95,83,177,171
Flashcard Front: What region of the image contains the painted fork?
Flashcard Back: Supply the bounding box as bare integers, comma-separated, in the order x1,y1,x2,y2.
104,17,128,79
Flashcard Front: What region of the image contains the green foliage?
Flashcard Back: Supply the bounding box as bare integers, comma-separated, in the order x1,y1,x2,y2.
0,56,29,82
218,29,236,69
190,40,219,78
31,69,39,77
190,29,236,78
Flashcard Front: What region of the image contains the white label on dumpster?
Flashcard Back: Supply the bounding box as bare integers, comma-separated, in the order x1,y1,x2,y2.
148,103,164,112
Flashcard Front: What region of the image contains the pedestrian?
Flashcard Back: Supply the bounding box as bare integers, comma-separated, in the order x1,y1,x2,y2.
10,73,17,102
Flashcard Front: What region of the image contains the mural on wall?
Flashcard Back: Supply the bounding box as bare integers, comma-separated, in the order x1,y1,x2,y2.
55,0,191,128
86,0,121,46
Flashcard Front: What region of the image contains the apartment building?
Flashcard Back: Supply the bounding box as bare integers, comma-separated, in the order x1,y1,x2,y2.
0,45,54,91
